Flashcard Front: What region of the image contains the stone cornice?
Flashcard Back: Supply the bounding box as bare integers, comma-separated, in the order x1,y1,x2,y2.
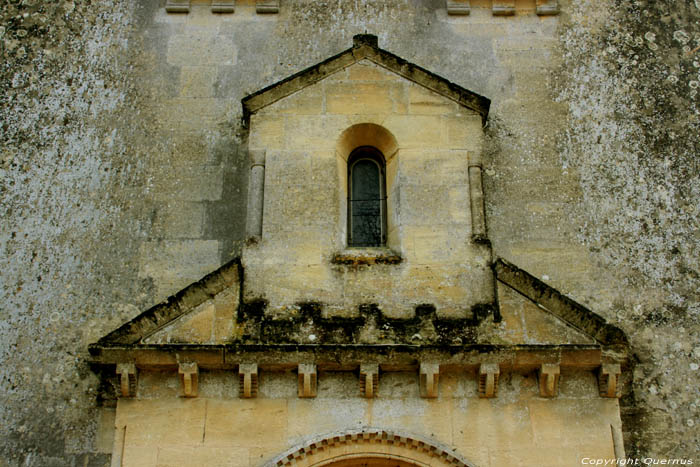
93,344,623,400
89,342,613,369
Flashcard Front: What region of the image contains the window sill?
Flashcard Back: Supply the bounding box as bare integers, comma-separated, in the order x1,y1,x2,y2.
331,248,402,266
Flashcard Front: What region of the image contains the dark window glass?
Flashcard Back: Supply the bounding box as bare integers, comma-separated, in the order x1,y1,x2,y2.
348,148,386,246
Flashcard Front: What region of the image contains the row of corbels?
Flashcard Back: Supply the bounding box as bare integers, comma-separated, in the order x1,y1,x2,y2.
164,0,558,16
165,0,279,14
115,362,621,400
446,0,559,16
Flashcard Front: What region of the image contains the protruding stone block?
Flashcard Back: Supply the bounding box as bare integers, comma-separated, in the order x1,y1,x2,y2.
116,363,137,398
536,0,559,15
538,363,560,398
298,364,317,398
239,363,259,398
419,363,440,398
256,0,279,13
359,364,379,398
478,363,499,398
446,0,470,15
598,363,621,398
492,0,515,15
165,0,190,13
178,362,199,398
211,1,235,13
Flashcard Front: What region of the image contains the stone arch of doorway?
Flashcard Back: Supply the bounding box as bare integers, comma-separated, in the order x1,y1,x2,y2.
264,429,478,467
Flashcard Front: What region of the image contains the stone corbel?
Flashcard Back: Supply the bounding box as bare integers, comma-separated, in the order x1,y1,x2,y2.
478,363,500,398
256,0,279,13
538,363,560,398
598,363,621,398
246,149,266,240
360,364,379,398
446,0,470,15
536,0,559,15
492,0,515,16
116,363,137,398
239,363,259,398
298,364,317,398
165,0,190,13
419,363,440,398
211,1,235,13
179,362,199,398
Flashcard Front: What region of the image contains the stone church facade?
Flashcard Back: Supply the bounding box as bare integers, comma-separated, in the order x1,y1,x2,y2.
1,1,698,466
90,32,628,466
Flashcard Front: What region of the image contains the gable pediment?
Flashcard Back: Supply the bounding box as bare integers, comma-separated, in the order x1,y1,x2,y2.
242,34,490,124
90,256,628,402
90,257,625,352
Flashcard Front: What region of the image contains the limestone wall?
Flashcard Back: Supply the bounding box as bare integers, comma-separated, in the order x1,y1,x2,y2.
1,0,698,464
114,369,620,467
243,60,492,318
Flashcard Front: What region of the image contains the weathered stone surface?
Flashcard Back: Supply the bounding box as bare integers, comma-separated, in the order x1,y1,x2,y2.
1,0,698,464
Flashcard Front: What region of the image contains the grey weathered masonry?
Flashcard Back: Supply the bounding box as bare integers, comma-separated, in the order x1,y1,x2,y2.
2,0,697,464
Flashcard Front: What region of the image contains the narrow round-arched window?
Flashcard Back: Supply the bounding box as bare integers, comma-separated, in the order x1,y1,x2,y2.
348,147,386,247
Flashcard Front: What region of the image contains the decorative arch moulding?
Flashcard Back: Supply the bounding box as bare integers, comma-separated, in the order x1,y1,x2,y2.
268,429,478,467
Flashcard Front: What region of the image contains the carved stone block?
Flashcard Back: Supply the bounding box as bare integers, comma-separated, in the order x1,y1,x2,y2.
178,362,199,398
538,363,560,397
211,1,235,13
536,0,559,15
419,363,440,398
359,364,379,398
599,363,621,398
256,0,279,14
446,0,470,15
116,363,137,398
492,0,515,16
165,0,190,13
298,364,317,398
478,363,499,398
239,363,258,398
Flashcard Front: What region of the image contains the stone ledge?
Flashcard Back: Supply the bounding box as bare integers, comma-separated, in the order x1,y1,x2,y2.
89,343,610,370
331,248,402,266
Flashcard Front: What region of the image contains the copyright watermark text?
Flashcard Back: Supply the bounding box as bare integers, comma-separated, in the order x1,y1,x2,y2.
581,459,694,466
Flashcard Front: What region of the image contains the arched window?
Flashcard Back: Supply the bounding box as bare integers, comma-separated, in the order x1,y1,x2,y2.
348,147,387,247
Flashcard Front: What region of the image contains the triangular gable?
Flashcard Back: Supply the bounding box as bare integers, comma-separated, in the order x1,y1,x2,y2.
241,34,491,125
494,258,628,348
90,258,240,348
479,282,597,346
